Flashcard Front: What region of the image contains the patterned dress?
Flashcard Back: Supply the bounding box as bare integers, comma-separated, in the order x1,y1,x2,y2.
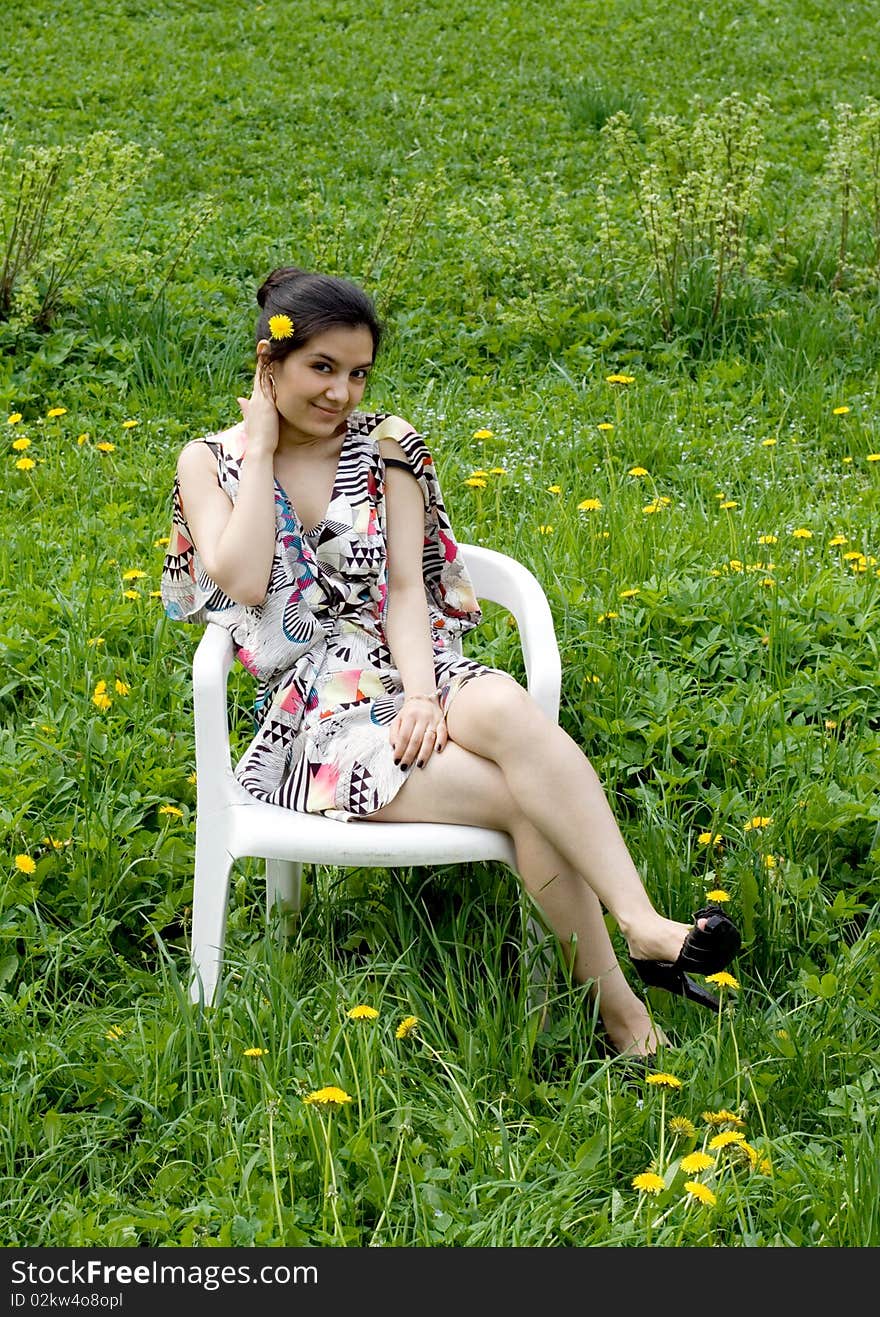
160,412,506,820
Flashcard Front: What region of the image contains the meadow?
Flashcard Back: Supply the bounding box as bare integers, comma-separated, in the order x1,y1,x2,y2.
1,0,879,1248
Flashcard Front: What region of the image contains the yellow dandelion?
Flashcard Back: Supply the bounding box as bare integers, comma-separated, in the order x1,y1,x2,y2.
744,816,772,831
605,373,635,384
843,455,853,463
758,1157,773,1175
619,588,640,598
709,1130,747,1149
628,466,648,476
121,419,138,429
77,433,90,445
646,1072,683,1090
92,681,112,710
7,413,23,424
832,405,850,415
719,500,738,510
702,1109,746,1127
705,971,740,990
698,832,722,846
114,679,130,696
577,498,603,511
395,1015,419,1039
538,525,554,534
597,611,620,621
680,1151,715,1174
15,457,35,471
11,436,30,451
632,1171,665,1194
123,589,140,600
828,535,847,546
791,528,812,539
757,534,778,544
472,428,494,439
304,1085,353,1106
154,536,170,547
96,442,116,453
597,422,614,431
469,469,489,478
668,1116,696,1139
268,313,294,340
243,1047,267,1057
159,804,183,817
149,590,162,598
684,1180,717,1206
15,854,36,875
105,1025,125,1041
867,453,880,462
763,853,777,868
489,466,506,475
347,1004,379,1021
729,560,743,572
547,484,562,494
464,476,487,488
704,889,730,903
87,636,105,646
761,437,777,447
842,550,864,561
122,569,147,580
46,407,67,418
187,771,198,785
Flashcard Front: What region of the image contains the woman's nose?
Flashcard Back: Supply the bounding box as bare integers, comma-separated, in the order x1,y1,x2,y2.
324,374,348,401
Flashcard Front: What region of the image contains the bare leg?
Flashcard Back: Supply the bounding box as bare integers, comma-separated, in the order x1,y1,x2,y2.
368,741,665,1056
440,677,699,965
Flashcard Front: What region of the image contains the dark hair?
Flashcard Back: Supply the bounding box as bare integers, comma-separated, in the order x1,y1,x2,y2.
255,267,383,371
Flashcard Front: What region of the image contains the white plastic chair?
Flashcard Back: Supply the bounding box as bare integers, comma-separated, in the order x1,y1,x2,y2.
188,542,562,1006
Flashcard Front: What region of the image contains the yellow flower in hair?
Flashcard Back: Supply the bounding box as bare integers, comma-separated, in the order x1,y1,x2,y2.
268,313,294,340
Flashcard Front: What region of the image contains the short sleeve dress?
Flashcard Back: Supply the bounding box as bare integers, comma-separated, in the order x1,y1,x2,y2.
160,411,508,820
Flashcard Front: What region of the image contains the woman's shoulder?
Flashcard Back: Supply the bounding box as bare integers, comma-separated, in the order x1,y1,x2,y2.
176,421,247,470
350,411,420,443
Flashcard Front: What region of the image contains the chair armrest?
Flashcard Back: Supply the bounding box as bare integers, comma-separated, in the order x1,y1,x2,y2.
459,543,562,723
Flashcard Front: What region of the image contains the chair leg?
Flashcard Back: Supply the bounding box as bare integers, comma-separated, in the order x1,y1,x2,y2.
265,859,304,937
189,824,235,1008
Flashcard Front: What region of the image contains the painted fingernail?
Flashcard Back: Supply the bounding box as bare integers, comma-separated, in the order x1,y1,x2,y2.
416,760,423,768
393,758,400,767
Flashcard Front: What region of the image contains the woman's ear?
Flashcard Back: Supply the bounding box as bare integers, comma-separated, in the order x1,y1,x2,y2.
256,338,271,361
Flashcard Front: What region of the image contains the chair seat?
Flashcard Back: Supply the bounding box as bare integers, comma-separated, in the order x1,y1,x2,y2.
223,779,518,869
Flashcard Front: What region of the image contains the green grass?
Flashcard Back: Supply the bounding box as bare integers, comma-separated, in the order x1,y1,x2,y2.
1,0,880,1248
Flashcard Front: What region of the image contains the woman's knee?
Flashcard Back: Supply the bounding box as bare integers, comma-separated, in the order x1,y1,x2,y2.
447,674,543,755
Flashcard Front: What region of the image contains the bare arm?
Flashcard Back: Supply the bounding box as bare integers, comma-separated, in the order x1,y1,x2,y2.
175,366,279,607
381,438,449,767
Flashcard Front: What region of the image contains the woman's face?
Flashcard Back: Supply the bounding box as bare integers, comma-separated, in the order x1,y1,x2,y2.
264,323,374,441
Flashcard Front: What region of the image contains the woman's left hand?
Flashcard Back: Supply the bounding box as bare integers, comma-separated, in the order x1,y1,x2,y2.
390,694,448,769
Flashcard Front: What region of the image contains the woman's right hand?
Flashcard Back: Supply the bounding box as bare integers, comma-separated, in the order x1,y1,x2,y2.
237,361,279,457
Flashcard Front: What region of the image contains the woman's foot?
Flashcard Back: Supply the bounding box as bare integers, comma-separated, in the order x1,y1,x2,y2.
601,1004,669,1058
624,914,702,965
591,963,670,1058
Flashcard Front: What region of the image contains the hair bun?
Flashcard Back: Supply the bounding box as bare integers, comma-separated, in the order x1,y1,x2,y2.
256,265,307,308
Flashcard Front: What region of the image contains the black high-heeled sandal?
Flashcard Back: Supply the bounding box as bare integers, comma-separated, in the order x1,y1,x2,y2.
630,907,741,1012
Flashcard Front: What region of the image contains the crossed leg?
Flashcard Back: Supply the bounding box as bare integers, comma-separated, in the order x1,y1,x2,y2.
366,674,697,1056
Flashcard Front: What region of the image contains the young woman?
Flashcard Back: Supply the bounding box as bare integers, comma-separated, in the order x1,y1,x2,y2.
161,266,740,1058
